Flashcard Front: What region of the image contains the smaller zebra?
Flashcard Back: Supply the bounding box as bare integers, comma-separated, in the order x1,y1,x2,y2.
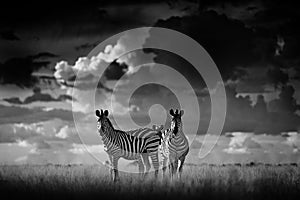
161,109,189,180
159,128,172,177
95,109,162,181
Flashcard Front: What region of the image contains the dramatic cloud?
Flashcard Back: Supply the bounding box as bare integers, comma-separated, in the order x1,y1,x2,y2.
1,0,300,165
145,11,260,85
269,85,298,113
283,131,300,150
0,52,60,88
0,30,20,41
69,144,104,155
224,132,261,154
0,118,97,160
3,87,74,105
0,104,84,124
75,42,98,51
219,86,300,134
53,28,150,89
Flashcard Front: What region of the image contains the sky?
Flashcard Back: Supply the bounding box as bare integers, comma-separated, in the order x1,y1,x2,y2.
0,0,300,167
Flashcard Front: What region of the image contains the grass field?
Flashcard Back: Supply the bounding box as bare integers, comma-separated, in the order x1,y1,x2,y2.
1,163,299,200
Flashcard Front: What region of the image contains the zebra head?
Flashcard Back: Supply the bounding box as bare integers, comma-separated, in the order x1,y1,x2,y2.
95,109,110,134
169,109,184,137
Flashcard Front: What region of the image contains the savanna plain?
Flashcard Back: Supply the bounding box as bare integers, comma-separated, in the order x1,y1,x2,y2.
0,163,299,200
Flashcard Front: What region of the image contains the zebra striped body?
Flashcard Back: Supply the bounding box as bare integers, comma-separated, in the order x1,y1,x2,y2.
160,128,171,161
126,127,160,139
96,109,161,181
159,128,172,174
126,125,163,176
100,128,160,160
161,109,189,179
168,129,189,162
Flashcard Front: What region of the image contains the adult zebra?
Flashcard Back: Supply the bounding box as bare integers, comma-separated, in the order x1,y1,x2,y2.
161,109,189,179
95,109,162,181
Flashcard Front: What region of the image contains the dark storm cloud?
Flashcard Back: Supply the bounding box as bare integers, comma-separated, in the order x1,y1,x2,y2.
0,0,191,89
31,52,59,59
3,87,75,105
266,67,289,89
105,60,129,80
269,85,298,114
207,0,300,77
75,43,98,51
0,30,20,41
0,0,183,39
0,104,84,125
200,85,300,135
141,2,300,135
0,0,191,65
146,8,292,85
145,11,260,86
0,53,59,88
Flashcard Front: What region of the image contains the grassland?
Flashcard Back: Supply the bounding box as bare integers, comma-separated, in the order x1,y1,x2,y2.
0,163,299,200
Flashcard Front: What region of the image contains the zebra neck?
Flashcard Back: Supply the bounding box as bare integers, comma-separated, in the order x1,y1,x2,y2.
172,126,183,135
174,128,187,140
101,119,115,137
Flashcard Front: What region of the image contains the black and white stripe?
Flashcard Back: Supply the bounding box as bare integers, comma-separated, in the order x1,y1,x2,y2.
95,109,162,181
161,109,189,179
126,125,163,175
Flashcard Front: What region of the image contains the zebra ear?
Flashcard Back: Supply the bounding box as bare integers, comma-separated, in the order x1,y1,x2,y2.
159,125,164,130
170,109,174,116
95,110,101,117
104,110,109,116
180,110,184,116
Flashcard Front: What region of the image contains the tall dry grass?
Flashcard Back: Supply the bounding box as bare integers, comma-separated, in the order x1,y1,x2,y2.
0,164,299,200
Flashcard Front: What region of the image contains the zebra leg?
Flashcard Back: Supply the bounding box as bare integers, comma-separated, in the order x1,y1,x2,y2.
111,157,120,182
170,158,178,181
137,156,145,178
149,152,159,178
178,155,186,179
108,155,114,180
162,156,168,178
141,153,151,178
169,157,175,181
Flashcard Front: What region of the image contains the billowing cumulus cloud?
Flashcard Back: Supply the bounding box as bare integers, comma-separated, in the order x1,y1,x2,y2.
53,29,150,90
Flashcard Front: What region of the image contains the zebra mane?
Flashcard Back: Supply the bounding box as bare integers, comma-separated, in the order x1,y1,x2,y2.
101,117,115,132
162,128,171,138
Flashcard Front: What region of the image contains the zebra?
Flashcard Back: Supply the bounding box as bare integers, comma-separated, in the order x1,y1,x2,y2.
161,109,189,179
126,125,164,176
159,128,172,177
95,109,162,181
